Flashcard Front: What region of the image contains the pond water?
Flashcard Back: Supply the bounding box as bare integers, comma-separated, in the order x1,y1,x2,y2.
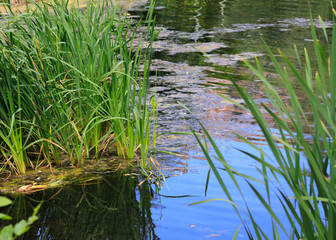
4,0,333,239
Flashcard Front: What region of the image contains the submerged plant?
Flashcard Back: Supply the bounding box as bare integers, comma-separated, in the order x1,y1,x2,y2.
192,11,336,240
0,0,158,174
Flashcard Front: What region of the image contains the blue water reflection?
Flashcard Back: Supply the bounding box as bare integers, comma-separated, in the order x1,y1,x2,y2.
153,139,295,239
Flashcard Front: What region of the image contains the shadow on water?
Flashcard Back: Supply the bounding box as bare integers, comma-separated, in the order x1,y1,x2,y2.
4,173,159,239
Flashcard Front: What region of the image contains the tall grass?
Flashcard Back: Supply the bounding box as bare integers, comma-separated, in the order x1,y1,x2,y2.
0,0,158,174
193,11,336,239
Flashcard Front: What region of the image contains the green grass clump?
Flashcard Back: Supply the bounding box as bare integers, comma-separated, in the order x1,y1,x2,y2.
0,0,158,174
193,11,336,240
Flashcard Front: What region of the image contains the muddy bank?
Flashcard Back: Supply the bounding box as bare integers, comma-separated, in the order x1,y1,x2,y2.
0,158,138,194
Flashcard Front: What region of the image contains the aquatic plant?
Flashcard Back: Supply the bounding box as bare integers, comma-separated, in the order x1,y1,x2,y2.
0,0,158,174
0,196,41,239
192,11,336,240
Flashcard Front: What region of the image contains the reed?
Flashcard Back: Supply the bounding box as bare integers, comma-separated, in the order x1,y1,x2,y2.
193,11,336,240
0,0,158,174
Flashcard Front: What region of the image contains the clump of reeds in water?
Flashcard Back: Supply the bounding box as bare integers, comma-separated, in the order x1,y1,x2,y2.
192,10,336,240
0,0,158,174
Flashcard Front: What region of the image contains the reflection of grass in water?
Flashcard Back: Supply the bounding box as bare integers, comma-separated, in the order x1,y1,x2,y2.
0,0,158,174
193,11,336,240
5,173,157,239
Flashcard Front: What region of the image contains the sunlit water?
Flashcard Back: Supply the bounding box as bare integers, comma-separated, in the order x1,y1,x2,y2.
4,0,333,239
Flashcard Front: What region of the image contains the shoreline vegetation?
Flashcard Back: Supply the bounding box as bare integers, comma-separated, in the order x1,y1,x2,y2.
0,0,159,182
0,0,147,14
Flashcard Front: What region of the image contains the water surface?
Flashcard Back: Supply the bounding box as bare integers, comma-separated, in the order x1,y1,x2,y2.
3,0,333,239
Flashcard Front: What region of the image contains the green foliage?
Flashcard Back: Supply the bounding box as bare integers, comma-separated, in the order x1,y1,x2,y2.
0,196,41,239
193,10,336,240
0,0,158,174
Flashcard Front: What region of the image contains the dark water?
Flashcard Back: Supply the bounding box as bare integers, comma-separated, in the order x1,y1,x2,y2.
3,0,333,239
